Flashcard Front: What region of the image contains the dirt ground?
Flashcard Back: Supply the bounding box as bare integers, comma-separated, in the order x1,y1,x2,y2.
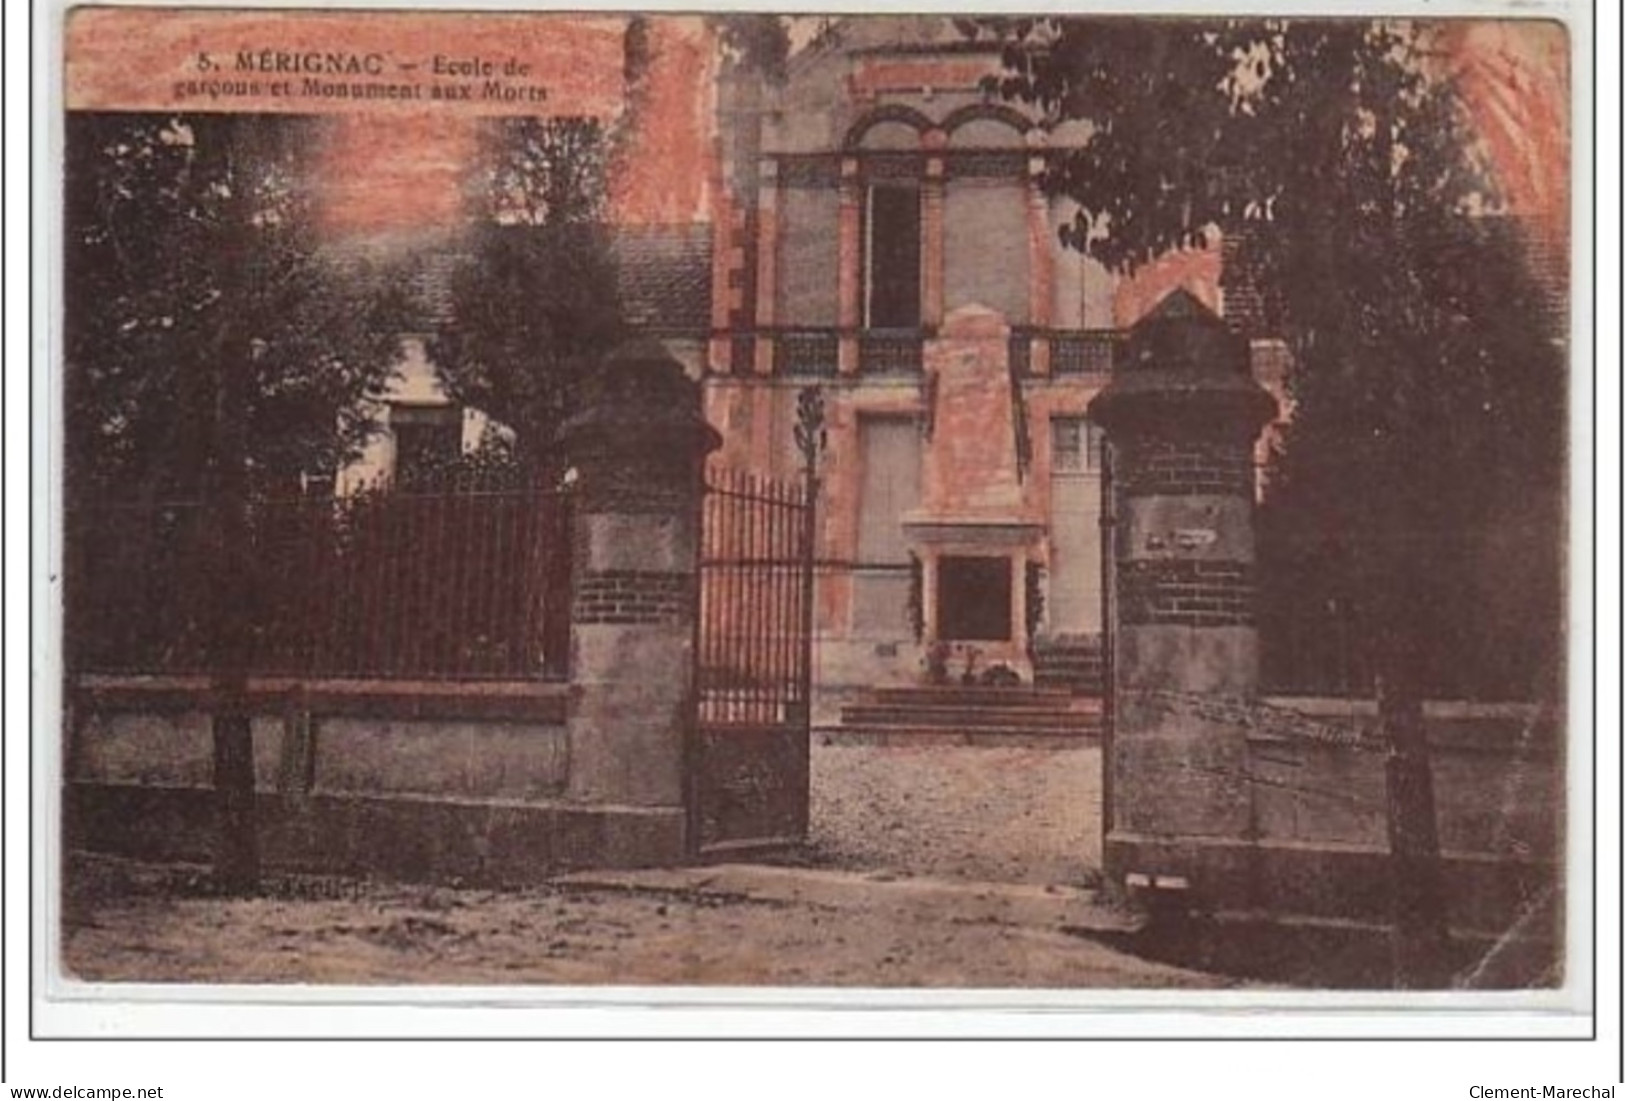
61,744,1215,989
61,857,1233,988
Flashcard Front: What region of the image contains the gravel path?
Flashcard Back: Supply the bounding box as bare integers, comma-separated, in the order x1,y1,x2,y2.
807,745,1102,887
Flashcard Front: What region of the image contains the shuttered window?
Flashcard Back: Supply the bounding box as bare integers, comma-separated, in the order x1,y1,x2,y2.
853,417,921,633
944,179,1029,322
1051,416,1102,473
778,186,839,325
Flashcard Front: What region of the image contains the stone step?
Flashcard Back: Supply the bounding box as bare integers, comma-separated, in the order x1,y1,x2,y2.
1033,679,1104,697
1032,643,1104,655
816,724,1101,749
1034,670,1102,681
1032,653,1103,667
1033,653,1103,667
1031,647,1106,695
1033,667,1103,683
840,704,1099,731
865,685,1079,709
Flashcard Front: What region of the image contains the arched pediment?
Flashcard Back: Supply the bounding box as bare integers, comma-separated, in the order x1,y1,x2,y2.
842,105,934,150
942,103,1032,146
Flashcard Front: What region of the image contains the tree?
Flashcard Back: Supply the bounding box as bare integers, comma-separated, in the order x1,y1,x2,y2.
428,117,625,478
65,113,405,891
709,13,794,82
989,18,1566,985
65,113,404,500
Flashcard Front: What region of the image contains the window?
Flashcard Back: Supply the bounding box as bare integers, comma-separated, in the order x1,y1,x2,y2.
1051,416,1103,473
778,186,839,326
863,184,922,329
852,417,921,634
391,404,462,491
943,178,1028,321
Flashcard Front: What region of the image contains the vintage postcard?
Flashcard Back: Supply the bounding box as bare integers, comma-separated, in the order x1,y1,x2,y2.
46,0,1583,1021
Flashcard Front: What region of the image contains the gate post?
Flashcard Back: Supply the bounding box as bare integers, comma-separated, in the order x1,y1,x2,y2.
1087,291,1277,907
559,341,721,834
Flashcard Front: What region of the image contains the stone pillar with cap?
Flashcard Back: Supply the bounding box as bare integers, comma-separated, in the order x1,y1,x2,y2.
1087,290,1278,899
559,340,721,834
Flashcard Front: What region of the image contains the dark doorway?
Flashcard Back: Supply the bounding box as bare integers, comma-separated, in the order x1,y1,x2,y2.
936,555,1013,641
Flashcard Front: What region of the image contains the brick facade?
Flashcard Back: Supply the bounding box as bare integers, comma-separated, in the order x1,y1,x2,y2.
573,570,692,625
1117,560,1256,628
1114,437,1259,498
701,20,1143,688
329,17,1293,694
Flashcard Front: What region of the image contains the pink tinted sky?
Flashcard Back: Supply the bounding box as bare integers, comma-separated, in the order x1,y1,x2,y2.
66,12,1571,294
1113,19,1570,325
309,18,717,235
281,18,1575,279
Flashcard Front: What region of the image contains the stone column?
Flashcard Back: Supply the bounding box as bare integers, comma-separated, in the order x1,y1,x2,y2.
1010,549,1030,653
1087,290,1277,899
920,552,939,642
559,341,721,813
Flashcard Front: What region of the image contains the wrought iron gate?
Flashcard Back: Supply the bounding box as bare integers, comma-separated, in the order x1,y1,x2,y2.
688,390,823,856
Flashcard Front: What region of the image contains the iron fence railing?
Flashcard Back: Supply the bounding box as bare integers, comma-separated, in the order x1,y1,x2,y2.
1050,331,1121,375
65,487,573,681
858,330,924,374
694,466,814,727
728,327,1129,378
773,329,840,377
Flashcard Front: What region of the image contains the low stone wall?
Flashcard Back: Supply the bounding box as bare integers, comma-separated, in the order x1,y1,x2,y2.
63,676,685,885
1106,698,1562,940
65,347,726,886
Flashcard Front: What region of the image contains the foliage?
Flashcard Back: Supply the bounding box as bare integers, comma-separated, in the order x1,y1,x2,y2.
64,113,406,500
1024,560,1046,643
467,116,609,227
710,14,792,82
429,117,625,473
906,551,926,643
990,19,1567,700
383,422,532,494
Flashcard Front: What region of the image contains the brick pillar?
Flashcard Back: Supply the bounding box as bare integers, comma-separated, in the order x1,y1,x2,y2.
836,159,862,375
752,159,779,376
1087,290,1277,901
560,341,721,813
921,148,946,330
1026,159,1054,376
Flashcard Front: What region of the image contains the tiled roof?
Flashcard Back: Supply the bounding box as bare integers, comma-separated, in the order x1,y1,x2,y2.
610,223,714,334
331,223,713,336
